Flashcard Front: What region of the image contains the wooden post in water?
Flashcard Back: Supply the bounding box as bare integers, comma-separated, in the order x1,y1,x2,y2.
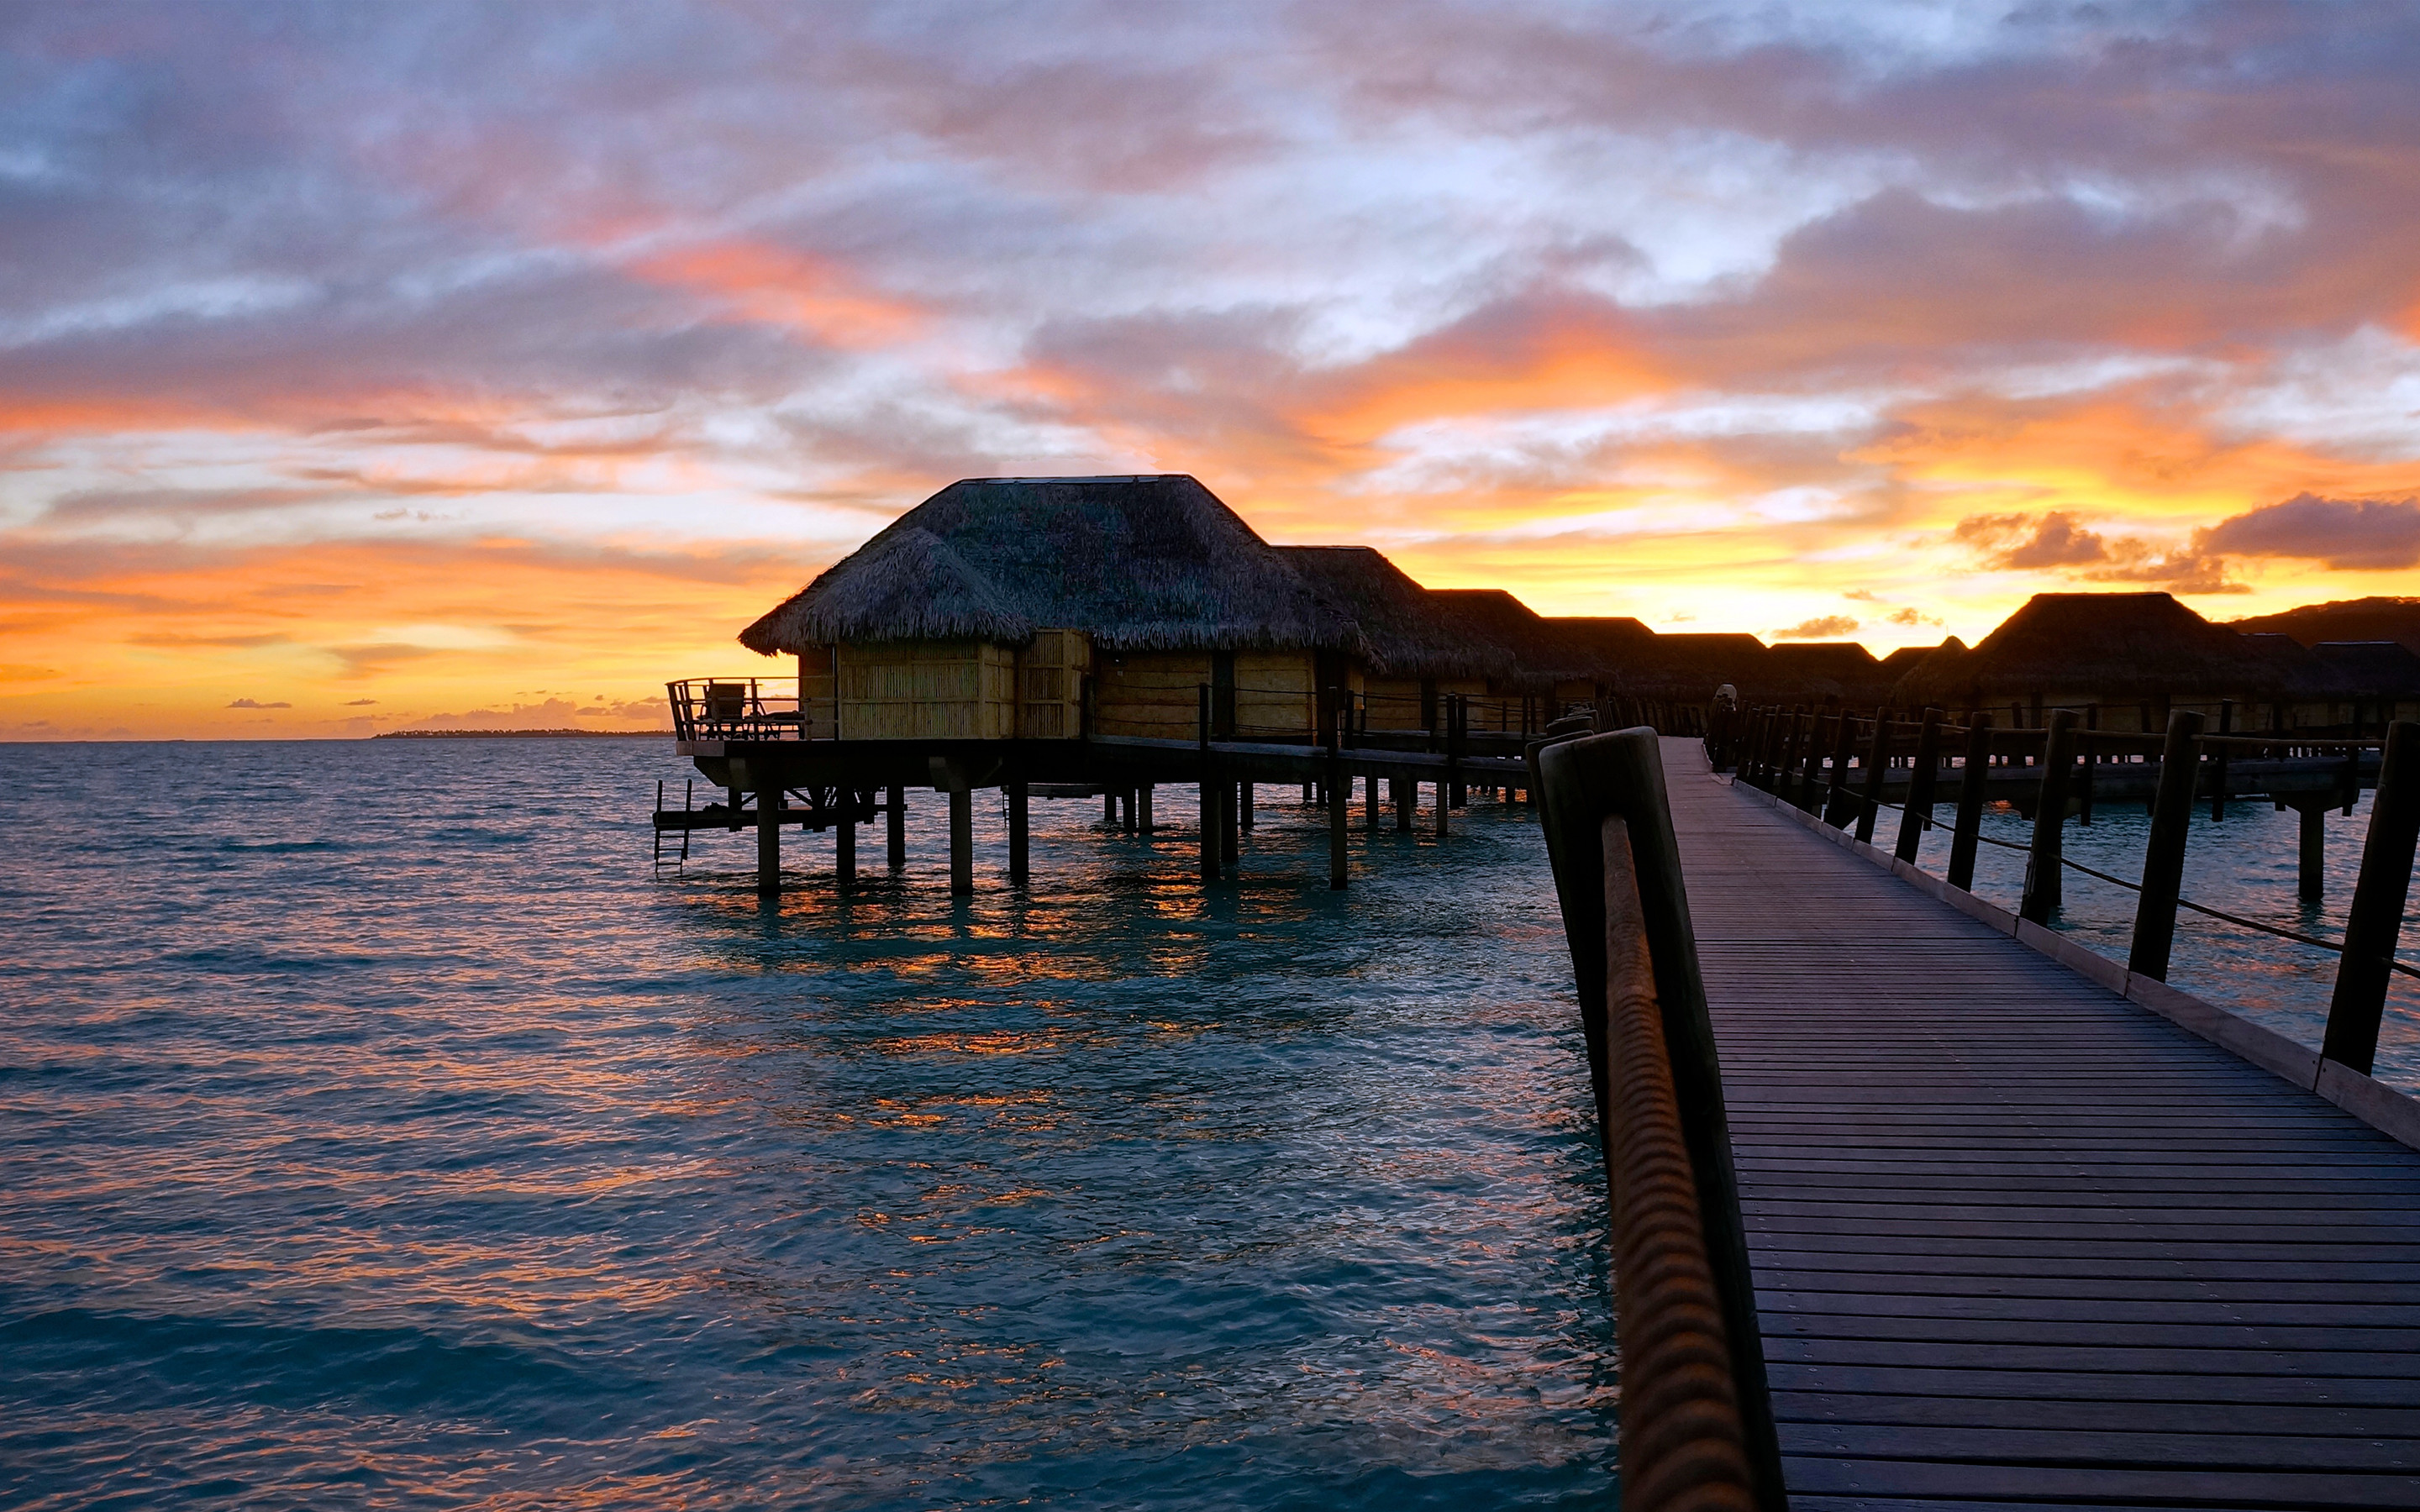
1856,706,1890,844
886,784,906,869
2078,706,2098,826
2020,710,2081,924
1103,790,1118,826
1894,708,1944,863
2296,800,2328,903
1328,708,1349,890
1220,781,1239,869
1198,685,1219,882
1948,716,1992,891
837,792,857,890
1365,772,1380,830
1394,774,1414,831
2128,709,2204,982
1006,780,1029,885
2321,721,2420,1074
756,783,781,895
2211,699,2234,821
949,785,974,896
1138,783,1154,834
1239,781,1255,832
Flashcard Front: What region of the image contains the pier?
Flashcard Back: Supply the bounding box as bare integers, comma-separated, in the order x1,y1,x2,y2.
1536,723,2420,1509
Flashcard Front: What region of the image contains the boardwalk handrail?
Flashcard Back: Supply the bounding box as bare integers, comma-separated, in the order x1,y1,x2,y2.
1532,727,1786,1512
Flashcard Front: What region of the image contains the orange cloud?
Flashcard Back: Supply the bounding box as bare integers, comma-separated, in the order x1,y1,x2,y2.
628,240,928,349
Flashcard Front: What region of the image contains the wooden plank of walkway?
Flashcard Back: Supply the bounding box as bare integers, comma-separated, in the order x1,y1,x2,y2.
1658,738,2420,1510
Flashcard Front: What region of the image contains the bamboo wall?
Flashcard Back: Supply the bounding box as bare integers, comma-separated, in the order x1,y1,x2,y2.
830,640,1018,739
1018,628,1089,740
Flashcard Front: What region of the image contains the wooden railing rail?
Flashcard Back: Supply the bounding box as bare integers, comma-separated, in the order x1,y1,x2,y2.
1533,727,1786,1512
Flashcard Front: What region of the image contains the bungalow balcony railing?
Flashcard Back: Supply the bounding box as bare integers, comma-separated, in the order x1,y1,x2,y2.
666,678,823,742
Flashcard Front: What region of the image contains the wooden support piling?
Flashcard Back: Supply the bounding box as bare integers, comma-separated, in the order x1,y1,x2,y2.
2297,799,2326,903
1394,775,1413,831
1137,783,1154,834
756,785,781,895
836,794,856,890
1855,706,1889,844
2211,698,2234,821
1199,685,1219,882
1239,780,1254,832
2019,709,2081,924
1948,716,1992,891
2322,720,2420,1074
1007,780,1029,885
1327,710,1348,890
948,785,973,896
1893,708,1944,864
2128,709,2203,982
886,784,906,869
1365,773,1380,830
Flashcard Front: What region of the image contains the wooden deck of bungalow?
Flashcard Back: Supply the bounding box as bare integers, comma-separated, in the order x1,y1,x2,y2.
1660,736,2420,1509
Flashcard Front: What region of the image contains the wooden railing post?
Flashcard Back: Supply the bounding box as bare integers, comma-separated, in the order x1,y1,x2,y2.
1533,729,1786,1511
1856,706,1891,844
1948,716,1992,891
2322,721,2420,1074
1894,707,1944,863
2128,709,2205,982
2021,710,2081,924
1792,710,1824,814
1822,711,1859,827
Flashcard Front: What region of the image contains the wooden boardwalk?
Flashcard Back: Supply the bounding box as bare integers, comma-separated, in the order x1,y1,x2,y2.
1661,739,2420,1509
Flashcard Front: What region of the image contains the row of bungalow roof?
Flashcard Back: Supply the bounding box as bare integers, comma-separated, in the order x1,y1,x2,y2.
734,474,2420,742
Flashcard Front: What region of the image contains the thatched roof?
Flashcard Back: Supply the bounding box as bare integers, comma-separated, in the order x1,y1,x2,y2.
1427,589,1597,687
1760,641,1891,707
1549,617,1658,681
1279,546,1513,680
741,475,1362,656
2312,641,2420,699
1898,592,2297,706
1879,640,1956,676
1884,637,1967,705
1607,632,1770,701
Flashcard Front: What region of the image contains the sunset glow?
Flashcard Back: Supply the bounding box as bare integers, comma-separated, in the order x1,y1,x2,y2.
8,3,2420,738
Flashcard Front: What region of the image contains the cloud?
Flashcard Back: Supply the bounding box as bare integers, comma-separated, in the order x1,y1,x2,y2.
1954,511,2109,570
1886,606,1939,626
225,697,291,709
1775,615,1859,638
345,697,377,706
2201,493,2420,570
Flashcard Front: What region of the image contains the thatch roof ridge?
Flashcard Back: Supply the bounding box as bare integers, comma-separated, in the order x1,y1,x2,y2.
1278,546,1513,680
1428,588,1595,685
1897,592,2291,705
740,475,1362,657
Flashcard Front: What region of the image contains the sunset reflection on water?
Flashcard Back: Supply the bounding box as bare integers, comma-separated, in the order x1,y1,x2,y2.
1,738,1618,1509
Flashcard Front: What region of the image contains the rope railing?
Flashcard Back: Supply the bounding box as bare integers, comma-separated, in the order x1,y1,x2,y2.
1534,727,1786,1512
1728,702,2420,1074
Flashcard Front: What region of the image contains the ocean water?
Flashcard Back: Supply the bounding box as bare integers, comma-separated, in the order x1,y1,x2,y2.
0,739,1615,1511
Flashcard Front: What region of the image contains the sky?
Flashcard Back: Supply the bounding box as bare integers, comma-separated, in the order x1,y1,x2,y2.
7,1,2420,738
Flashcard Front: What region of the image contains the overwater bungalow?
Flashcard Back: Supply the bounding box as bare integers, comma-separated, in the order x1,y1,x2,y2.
1892,591,2344,732
735,475,1363,744
1277,546,1517,734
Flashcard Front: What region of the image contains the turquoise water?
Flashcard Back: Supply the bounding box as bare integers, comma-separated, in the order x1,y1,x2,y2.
0,740,1615,1509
